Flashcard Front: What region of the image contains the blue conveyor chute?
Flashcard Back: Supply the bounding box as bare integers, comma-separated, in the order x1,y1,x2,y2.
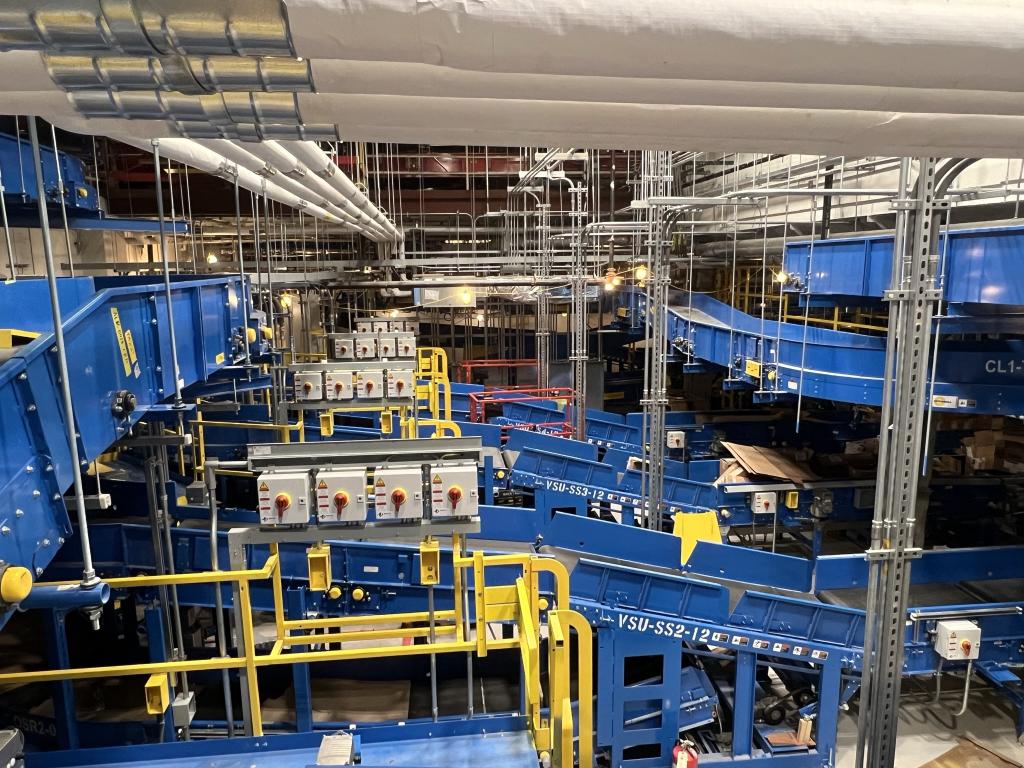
0,275,250,627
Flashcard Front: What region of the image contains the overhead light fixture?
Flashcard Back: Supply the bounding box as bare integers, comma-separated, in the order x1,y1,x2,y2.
206,253,218,264
775,270,789,284
390,309,400,318
460,288,473,304
603,281,615,292
634,265,649,281
444,238,491,245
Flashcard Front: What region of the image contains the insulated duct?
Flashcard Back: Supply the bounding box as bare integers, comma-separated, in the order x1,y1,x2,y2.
281,0,1024,92
0,0,293,55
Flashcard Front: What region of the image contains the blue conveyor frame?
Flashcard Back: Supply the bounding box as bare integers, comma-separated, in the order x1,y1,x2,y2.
0,276,250,627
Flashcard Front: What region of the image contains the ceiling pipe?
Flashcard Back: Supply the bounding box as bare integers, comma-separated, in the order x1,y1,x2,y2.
199,139,387,241
241,140,398,241
281,141,403,241
114,136,344,227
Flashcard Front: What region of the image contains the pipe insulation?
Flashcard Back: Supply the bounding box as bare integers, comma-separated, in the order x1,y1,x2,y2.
199,139,391,241
113,136,354,231
282,0,1024,92
242,140,401,241
19,91,1024,157
282,141,402,241
12,50,1024,117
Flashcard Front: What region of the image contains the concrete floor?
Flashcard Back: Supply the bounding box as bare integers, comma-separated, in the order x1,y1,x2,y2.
836,675,1024,767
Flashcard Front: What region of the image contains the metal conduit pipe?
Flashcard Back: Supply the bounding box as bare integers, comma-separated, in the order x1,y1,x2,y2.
203,459,246,736
199,139,382,240
281,141,403,241
27,117,100,605
21,582,111,610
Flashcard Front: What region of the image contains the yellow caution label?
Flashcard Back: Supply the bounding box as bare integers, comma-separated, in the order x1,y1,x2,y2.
258,481,269,492
123,329,141,378
110,307,131,377
317,480,328,489
375,477,385,487
432,473,442,484
214,352,225,364
744,359,761,379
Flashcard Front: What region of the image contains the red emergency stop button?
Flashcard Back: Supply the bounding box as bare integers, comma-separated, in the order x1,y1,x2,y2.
391,488,407,511
274,493,291,518
334,491,350,511
447,486,463,506
961,639,972,656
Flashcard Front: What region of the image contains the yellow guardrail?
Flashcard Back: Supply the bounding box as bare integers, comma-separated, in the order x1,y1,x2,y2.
2,535,591,765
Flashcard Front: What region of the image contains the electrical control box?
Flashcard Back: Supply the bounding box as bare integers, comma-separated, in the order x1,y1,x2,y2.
294,371,324,401
325,370,355,400
315,468,368,524
372,320,391,333
332,336,355,360
934,620,981,660
429,461,479,518
395,333,417,357
356,370,384,398
378,335,398,358
750,491,777,515
373,465,424,521
355,336,378,359
258,471,312,526
666,431,686,450
355,320,373,334
387,369,415,398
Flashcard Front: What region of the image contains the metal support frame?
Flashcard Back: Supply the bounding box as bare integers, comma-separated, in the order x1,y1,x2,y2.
26,117,98,593
537,203,552,390
569,184,589,438
856,158,941,768
640,151,673,529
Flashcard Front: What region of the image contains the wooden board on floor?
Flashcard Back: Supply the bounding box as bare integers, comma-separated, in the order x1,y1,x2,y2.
918,737,1024,768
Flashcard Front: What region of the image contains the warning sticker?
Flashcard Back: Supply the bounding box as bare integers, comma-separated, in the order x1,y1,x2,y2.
432,474,442,484
931,394,958,409
375,477,385,487
259,481,269,492
317,480,328,489
123,329,141,378
110,307,131,377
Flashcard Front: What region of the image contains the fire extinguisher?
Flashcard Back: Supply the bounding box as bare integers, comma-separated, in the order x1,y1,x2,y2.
672,740,699,768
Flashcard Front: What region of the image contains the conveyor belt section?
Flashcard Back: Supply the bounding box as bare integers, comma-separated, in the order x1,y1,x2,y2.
0,276,252,628
626,288,1024,414
506,430,841,530
573,558,856,767
783,224,1024,310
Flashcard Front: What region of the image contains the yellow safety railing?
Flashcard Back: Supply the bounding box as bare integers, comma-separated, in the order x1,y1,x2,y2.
2,535,592,765
416,346,453,424
192,411,306,479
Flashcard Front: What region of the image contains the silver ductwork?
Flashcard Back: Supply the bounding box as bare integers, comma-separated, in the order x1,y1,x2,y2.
45,53,313,93
0,0,293,56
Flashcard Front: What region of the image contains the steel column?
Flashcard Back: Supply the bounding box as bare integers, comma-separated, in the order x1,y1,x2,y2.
856,157,940,768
